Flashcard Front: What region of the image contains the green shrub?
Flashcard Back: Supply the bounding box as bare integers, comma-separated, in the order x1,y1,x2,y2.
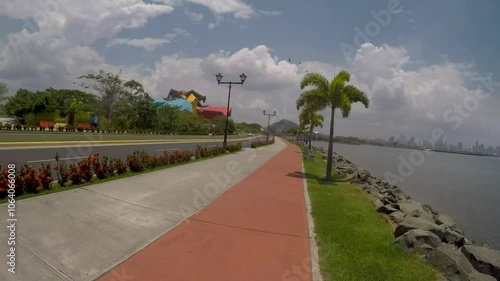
54,117,67,123
127,150,148,172
225,143,242,152
251,138,275,148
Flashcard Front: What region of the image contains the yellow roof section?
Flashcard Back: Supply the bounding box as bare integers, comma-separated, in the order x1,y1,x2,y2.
186,93,196,103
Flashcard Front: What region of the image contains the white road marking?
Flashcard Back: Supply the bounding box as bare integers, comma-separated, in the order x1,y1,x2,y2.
26,156,89,164
155,148,180,152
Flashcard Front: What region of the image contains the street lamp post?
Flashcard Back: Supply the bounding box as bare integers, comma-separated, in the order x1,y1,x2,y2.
215,72,247,148
263,110,276,143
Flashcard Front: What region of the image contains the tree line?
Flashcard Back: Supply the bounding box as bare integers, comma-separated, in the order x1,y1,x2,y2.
0,72,262,135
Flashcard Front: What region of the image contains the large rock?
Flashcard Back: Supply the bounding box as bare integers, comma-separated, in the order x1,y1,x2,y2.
388,187,408,202
397,200,434,220
389,211,405,224
377,204,398,214
435,214,456,227
371,198,384,210
361,184,380,195
427,244,496,281
337,164,355,174
444,228,466,247
366,177,376,185
394,217,446,240
461,245,500,280
381,195,397,205
395,229,441,255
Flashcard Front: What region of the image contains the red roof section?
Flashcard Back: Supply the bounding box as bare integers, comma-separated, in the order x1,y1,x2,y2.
197,105,231,120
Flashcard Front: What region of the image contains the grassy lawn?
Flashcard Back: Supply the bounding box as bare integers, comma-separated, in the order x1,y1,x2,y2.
304,150,440,281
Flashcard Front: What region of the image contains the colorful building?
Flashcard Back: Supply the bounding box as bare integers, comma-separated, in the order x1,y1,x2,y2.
157,89,231,120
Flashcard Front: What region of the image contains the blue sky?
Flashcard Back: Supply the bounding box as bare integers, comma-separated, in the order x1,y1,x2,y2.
0,0,499,146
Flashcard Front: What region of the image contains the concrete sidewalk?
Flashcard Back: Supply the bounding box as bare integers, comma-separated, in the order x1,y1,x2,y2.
0,139,287,281
97,139,311,281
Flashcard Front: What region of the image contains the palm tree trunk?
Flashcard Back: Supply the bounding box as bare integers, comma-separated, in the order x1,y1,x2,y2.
326,106,335,181
308,122,313,150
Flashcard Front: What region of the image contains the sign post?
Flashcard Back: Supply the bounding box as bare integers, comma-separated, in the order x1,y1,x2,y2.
90,114,98,129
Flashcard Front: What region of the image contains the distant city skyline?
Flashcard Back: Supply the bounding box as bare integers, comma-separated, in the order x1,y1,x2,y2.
360,133,500,156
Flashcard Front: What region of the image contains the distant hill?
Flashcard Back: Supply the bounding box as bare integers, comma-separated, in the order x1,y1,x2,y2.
270,119,299,134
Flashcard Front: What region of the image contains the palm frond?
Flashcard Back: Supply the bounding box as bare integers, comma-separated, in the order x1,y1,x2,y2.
312,113,324,128
331,70,350,86
296,89,327,110
300,72,329,92
344,85,369,108
339,93,352,118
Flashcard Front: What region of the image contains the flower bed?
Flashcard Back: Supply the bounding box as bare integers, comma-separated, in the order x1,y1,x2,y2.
250,137,275,148
0,143,243,199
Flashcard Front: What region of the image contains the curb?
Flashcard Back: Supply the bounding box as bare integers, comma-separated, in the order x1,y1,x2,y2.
301,151,324,281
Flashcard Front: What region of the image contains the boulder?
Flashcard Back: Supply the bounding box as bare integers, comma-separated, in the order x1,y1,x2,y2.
427,244,496,281
389,211,405,224
337,164,354,174
365,187,381,196
461,245,500,280
377,204,398,215
394,217,446,240
435,214,456,227
381,195,397,205
397,200,434,221
444,228,465,247
422,203,439,216
367,177,376,185
388,188,408,202
371,198,384,210
395,229,441,255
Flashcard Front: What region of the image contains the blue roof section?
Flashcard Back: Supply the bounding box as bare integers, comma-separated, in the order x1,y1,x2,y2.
154,99,193,112
154,99,166,107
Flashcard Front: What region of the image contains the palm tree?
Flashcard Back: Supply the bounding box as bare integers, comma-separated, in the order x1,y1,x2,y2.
299,105,324,150
297,71,369,181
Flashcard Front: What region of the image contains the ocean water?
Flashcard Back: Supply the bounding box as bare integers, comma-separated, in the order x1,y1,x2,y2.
312,141,500,249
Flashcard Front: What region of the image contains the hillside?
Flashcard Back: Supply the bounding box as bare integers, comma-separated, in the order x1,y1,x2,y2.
269,119,299,134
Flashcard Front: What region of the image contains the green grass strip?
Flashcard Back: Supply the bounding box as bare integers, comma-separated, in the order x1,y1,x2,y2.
303,149,439,281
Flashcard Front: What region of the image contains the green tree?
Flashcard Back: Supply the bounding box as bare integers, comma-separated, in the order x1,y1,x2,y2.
297,71,369,181
299,105,324,150
3,89,57,123
76,70,125,129
131,93,157,130
212,116,235,135
111,80,155,130
285,126,299,143
176,111,210,134
0,82,8,106
45,88,97,119
156,105,180,132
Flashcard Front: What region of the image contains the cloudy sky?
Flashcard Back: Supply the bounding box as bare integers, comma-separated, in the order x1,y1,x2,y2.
1,0,499,148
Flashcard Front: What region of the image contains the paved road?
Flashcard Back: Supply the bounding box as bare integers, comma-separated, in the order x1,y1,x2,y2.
0,137,264,169
0,132,249,141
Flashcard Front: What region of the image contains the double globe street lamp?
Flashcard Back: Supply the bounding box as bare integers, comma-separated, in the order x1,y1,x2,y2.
263,110,276,144
215,72,247,148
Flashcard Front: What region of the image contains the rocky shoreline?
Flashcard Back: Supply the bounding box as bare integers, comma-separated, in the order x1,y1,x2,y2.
314,146,500,281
